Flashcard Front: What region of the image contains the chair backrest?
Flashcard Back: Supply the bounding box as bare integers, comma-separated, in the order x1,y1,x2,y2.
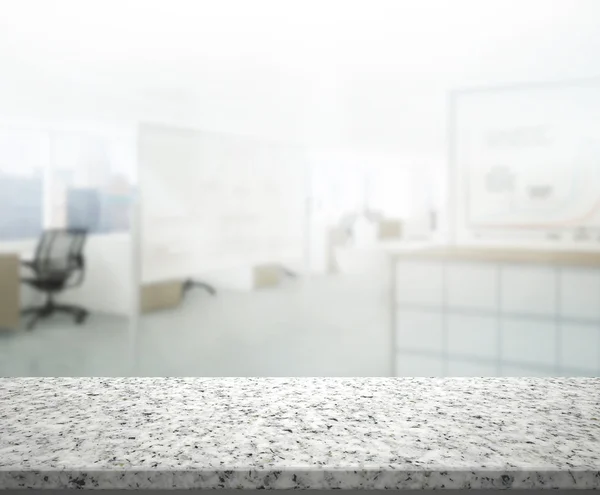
33,228,88,274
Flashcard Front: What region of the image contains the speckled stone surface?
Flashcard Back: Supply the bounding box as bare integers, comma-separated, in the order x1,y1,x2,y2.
0,378,599,490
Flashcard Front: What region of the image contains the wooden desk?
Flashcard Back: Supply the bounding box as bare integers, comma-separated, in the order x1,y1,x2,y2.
390,246,600,266
0,254,20,330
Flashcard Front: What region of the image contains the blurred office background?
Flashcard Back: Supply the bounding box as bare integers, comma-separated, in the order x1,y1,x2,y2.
0,124,137,375
0,0,598,377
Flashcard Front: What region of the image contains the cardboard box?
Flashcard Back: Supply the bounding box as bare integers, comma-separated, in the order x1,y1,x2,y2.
140,280,184,313
378,219,403,240
253,264,284,289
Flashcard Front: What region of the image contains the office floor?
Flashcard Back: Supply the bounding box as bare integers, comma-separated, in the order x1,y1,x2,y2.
0,313,132,376
0,274,391,377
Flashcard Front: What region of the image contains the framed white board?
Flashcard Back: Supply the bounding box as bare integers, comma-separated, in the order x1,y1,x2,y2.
451,79,600,247
138,124,308,283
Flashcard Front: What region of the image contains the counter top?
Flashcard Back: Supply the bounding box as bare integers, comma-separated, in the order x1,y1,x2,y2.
1,378,599,490
390,246,600,266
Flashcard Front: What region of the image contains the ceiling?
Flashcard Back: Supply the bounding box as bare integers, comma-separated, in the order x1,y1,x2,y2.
1,0,599,148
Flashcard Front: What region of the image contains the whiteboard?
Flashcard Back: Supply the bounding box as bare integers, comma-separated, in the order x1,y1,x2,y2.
139,124,308,282
453,80,600,246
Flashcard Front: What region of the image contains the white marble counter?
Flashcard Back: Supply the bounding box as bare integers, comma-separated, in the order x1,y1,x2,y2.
0,378,599,490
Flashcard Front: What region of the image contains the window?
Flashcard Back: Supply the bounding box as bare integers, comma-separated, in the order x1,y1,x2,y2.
0,126,136,241
0,129,48,241
50,133,135,234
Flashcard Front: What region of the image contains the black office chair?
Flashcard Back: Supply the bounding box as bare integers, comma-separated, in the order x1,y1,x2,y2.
21,228,89,330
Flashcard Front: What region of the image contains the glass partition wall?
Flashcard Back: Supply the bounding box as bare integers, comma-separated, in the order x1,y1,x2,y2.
135,124,315,376
132,81,600,378
0,122,138,376
3,83,598,379
134,124,442,377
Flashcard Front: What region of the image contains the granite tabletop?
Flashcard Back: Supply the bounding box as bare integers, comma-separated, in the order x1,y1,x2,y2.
0,377,599,490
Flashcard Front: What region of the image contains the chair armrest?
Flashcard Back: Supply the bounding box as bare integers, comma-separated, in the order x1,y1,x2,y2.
65,266,86,288
20,259,36,269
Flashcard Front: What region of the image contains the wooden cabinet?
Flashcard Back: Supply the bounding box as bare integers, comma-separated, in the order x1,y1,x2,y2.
0,254,20,330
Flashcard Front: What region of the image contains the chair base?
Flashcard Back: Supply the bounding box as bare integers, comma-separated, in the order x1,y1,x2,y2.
182,278,217,297
21,296,89,330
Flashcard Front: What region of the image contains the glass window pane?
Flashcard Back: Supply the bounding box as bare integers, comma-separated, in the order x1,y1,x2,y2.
0,129,47,241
